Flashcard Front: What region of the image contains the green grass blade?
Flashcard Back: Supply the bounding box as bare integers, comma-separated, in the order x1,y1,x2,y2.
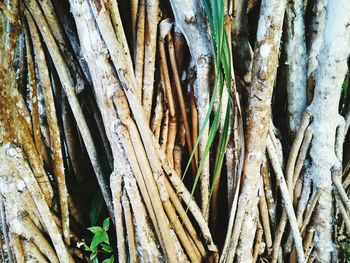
183,0,233,214
187,73,224,209
186,74,225,211
222,32,232,86
209,98,231,199
202,0,216,55
181,72,222,180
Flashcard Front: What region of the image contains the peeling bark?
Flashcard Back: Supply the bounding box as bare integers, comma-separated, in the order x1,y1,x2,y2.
306,0,350,260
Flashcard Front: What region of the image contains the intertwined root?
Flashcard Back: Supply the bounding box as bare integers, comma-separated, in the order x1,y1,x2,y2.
1,0,350,261
0,144,73,263
270,107,348,262
71,0,218,261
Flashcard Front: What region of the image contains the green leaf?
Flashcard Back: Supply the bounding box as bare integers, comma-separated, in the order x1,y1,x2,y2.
90,250,98,260
102,255,114,263
83,243,91,251
89,191,104,225
88,226,104,235
90,231,109,250
103,217,110,231
211,0,219,55
101,243,113,253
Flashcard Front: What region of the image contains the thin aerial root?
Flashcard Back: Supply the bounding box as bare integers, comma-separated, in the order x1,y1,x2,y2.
333,165,350,213
252,219,264,262
25,0,114,219
150,83,164,136
142,0,159,122
110,173,126,262
134,0,145,101
258,176,273,253
130,0,138,40
166,115,177,168
24,24,49,166
167,31,197,174
293,130,313,187
9,234,24,263
158,31,175,160
286,111,312,189
335,192,350,234
163,199,201,262
173,145,183,176
163,178,207,257
0,196,14,263
122,190,137,263
22,240,49,263
267,136,305,262
300,191,320,234
160,110,169,152
262,156,276,230
26,12,70,245
303,227,315,262
190,90,199,166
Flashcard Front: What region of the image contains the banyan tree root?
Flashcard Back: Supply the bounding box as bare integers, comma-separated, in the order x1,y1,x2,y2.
10,234,25,263
124,174,162,261
25,11,70,245
164,22,197,174
270,114,311,262
2,0,350,263
221,0,287,261
0,20,75,261
0,144,73,262
22,240,49,263
70,1,211,261
0,196,15,263
24,0,114,220
271,1,350,261
267,136,305,262
142,0,159,122
169,0,212,218
285,0,307,133
298,0,349,260
23,21,49,167
70,1,173,260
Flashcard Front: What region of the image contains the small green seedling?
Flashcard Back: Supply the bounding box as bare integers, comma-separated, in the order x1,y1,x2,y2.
80,217,114,263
